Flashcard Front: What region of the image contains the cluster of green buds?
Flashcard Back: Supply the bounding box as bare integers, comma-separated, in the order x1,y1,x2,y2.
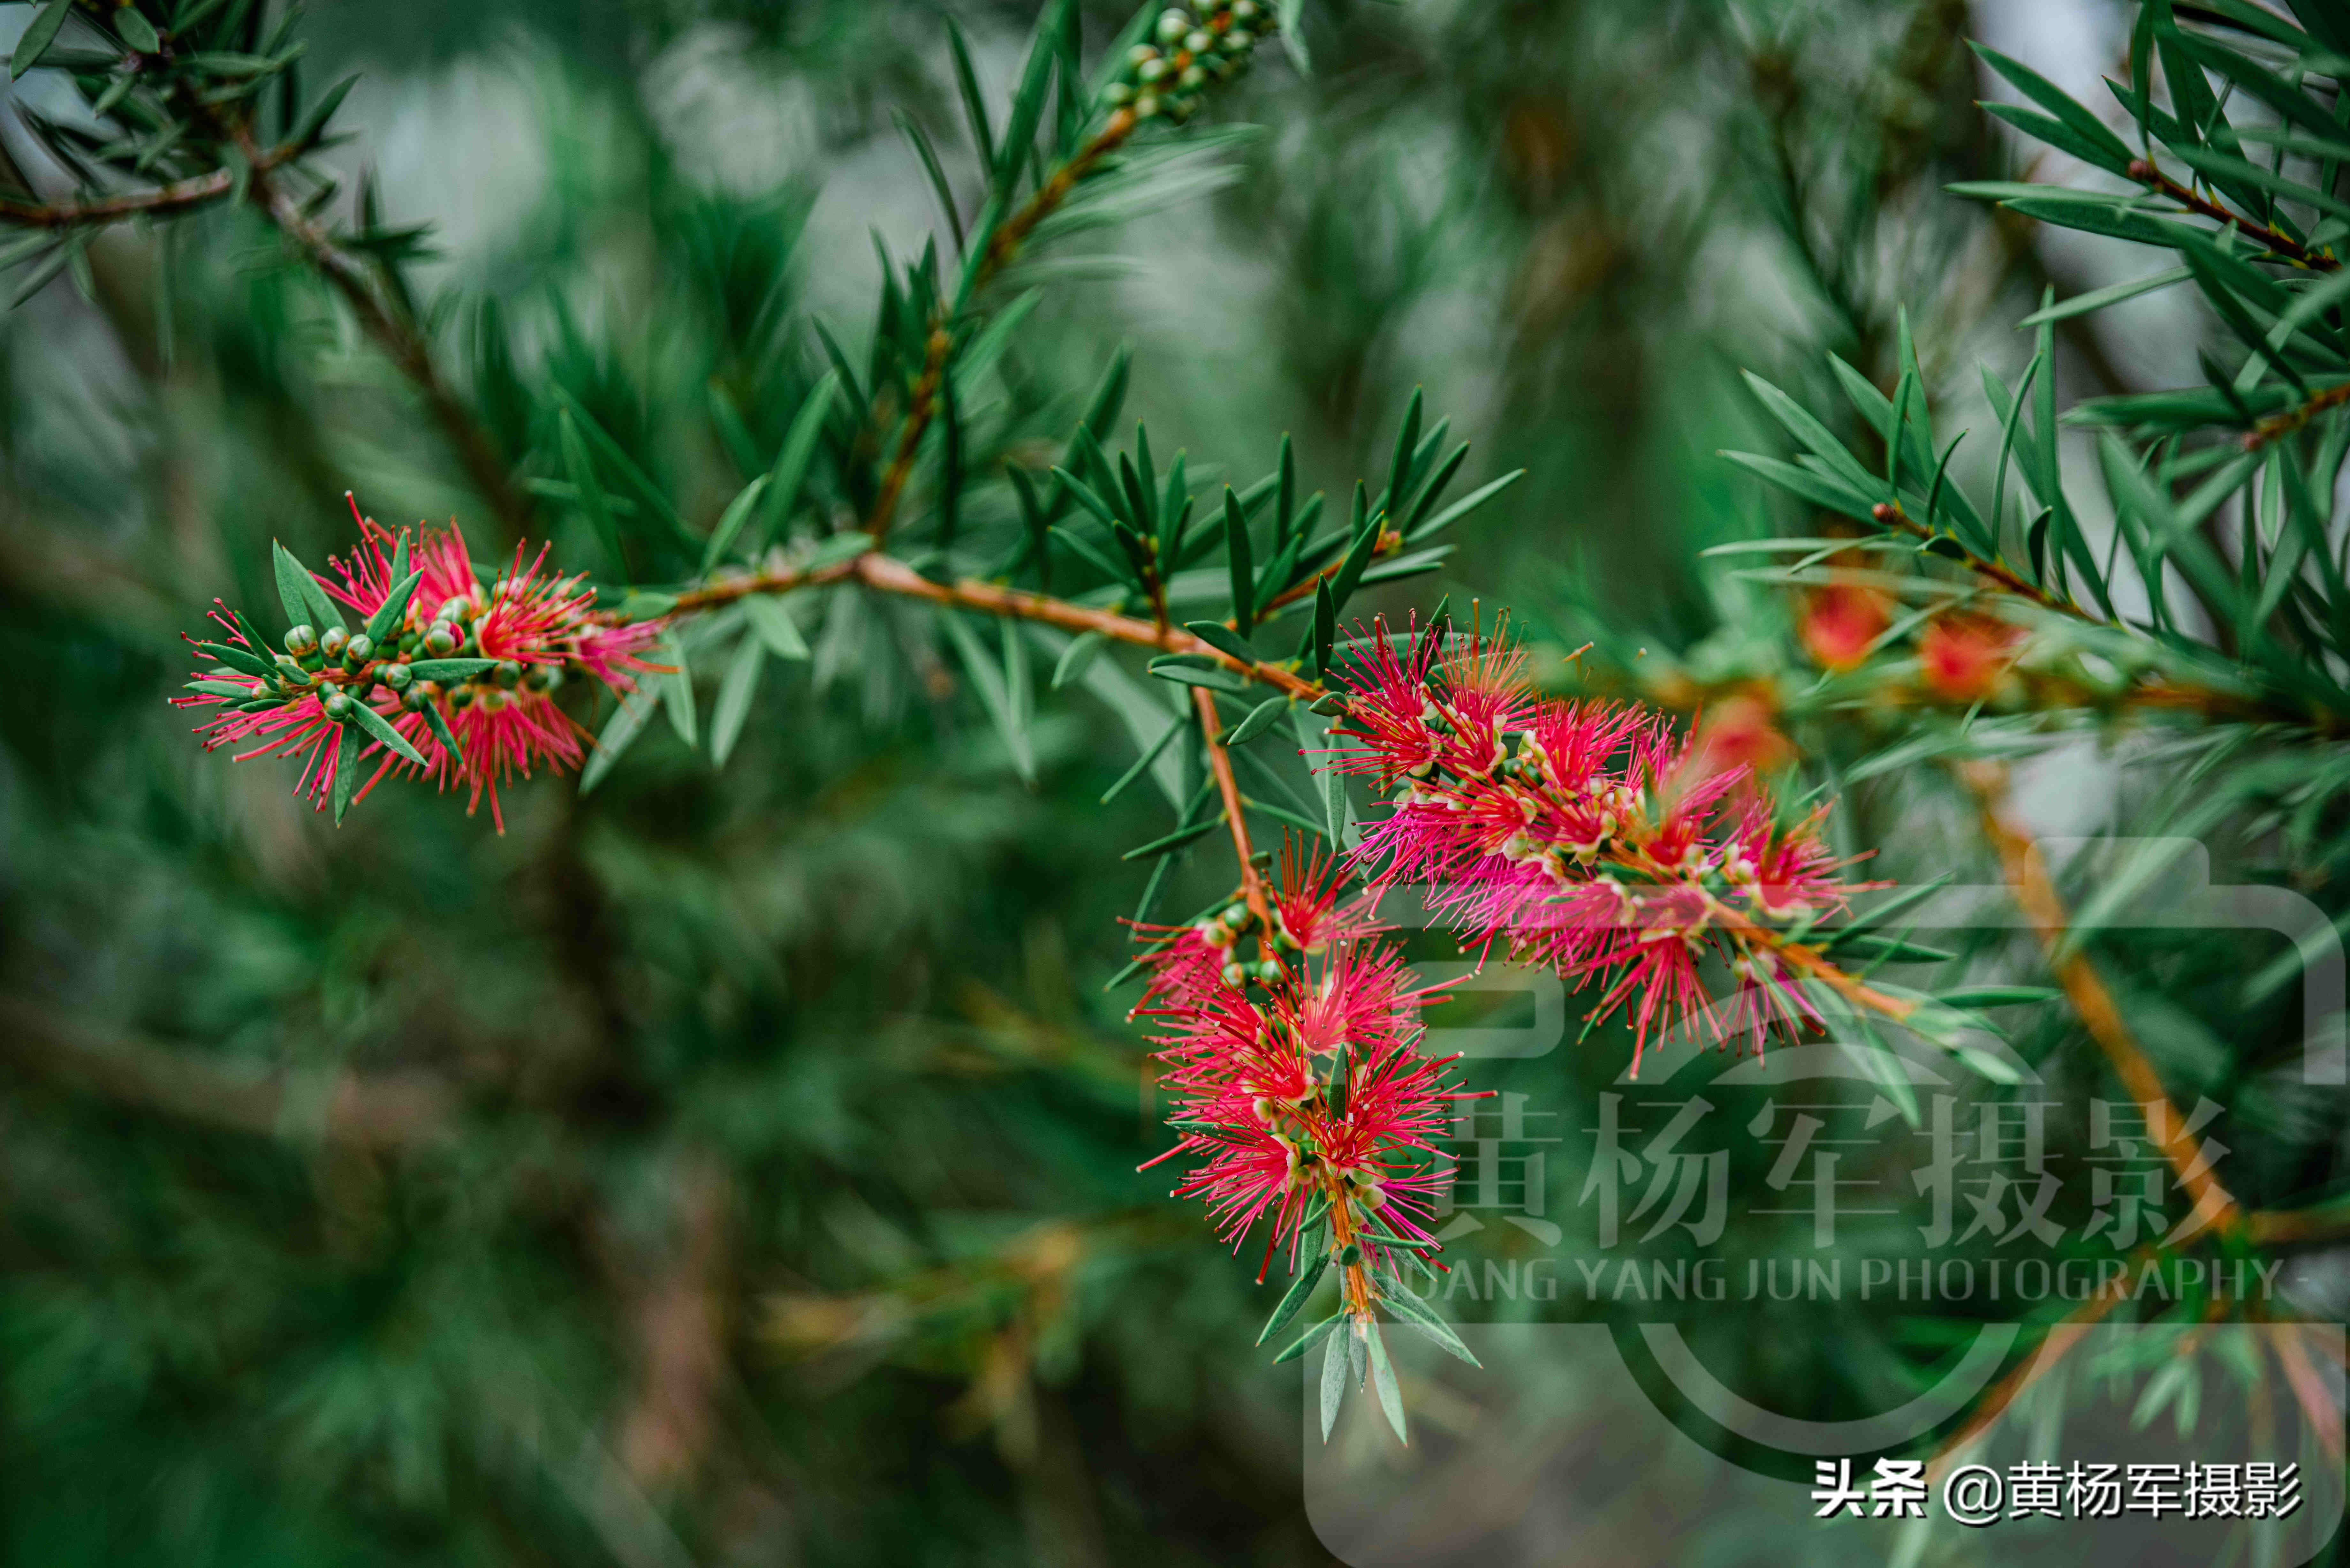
1101,1,1272,124
1200,898,1284,987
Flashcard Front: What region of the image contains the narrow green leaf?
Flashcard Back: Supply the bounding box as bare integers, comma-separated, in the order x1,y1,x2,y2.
362,570,423,645
1969,40,2135,170
1381,387,1422,520
194,641,275,680
755,372,838,551
272,540,344,632
1146,660,1247,693
940,611,1036,782
699,474,771,574
1382,1288,1481,1367
658,633,697,748
710,633,764,766
1312,577,1336,676
423,701,464,768
580,692,656,794
1319,1324,1349,1442
347,700,428,769
1937,985,2065,1008
289,71,359,150
1407,469,1522,540
1273,1312,1342,1365
11,0,72,79
945,17,997,170
329,725,361,824
1183,620,1256,664
406,659,497,682
1258,1252,1331,1346
1053,629,1106,689
742,596,810,661
1122,816,1224,861
1224,696,1288,746
1365,1322,1407,1445
559,407,624,577
1101,713,1184,804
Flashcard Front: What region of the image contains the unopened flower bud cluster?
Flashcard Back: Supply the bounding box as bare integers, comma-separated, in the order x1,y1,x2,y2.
1101,1,1271,123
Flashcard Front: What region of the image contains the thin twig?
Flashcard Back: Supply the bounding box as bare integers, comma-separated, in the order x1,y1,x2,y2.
1193,684,1275,949
865,110,1138,544
0,137,303,227
1929,1263,2134,1478
2244,379,2350,452
657,549,1322,698
2128,160,2339,274
227,126,532,533
1870,500,2113,626
1965,763,2243,1238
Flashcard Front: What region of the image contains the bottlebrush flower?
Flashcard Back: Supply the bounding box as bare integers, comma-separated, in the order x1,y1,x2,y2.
173,498,663,830
1917,611,2023,704
1689,691,1793,779
1133,854,1471,1336
1799,579,1891,671
1330,614,1860,1071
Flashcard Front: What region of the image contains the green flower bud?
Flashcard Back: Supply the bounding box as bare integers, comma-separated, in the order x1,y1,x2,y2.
1223,28,1253,52
1184,29,1212,52
344,633,374,664
1155,10,1189,44
284,625,318,657
493,660,525,689
1338,1242,1362,1267
1231,0,1259,20
1137,56,1169,82
382,663,413,690
423,624,458,657
436,597,472,624
322,690,353,719
402,685,433,712
319,627,349,661
1134,92,1163,118
523,663,562,693
1178,64,1207,89
450,685,476,709
1104,82,1134,105
1126,43,1159,66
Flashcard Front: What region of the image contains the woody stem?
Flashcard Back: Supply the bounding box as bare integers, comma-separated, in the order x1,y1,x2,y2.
1195,685,1276,953
863,111,1138,544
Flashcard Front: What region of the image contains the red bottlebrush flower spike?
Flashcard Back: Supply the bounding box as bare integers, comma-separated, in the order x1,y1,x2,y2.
1917,610,2024,704
1799,578,1891,671
1133,854,1474,1349
173,496,664,830
1331,614,1865,1071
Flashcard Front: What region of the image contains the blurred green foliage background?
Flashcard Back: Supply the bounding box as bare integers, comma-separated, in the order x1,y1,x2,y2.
9,0,2329,1564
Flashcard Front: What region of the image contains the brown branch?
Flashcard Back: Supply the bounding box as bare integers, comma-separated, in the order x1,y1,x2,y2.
864,110,1138,544
1194,685,1275,951
226,126,531,533
0,996,452,1150
1869,500,2336,731
1870,500,2114,627
2128,160,2339,274
1930,1262,2134,1477
0,136,303,228
1965,764,2243,1238
656,549,1322,699
2244,378,2350,452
